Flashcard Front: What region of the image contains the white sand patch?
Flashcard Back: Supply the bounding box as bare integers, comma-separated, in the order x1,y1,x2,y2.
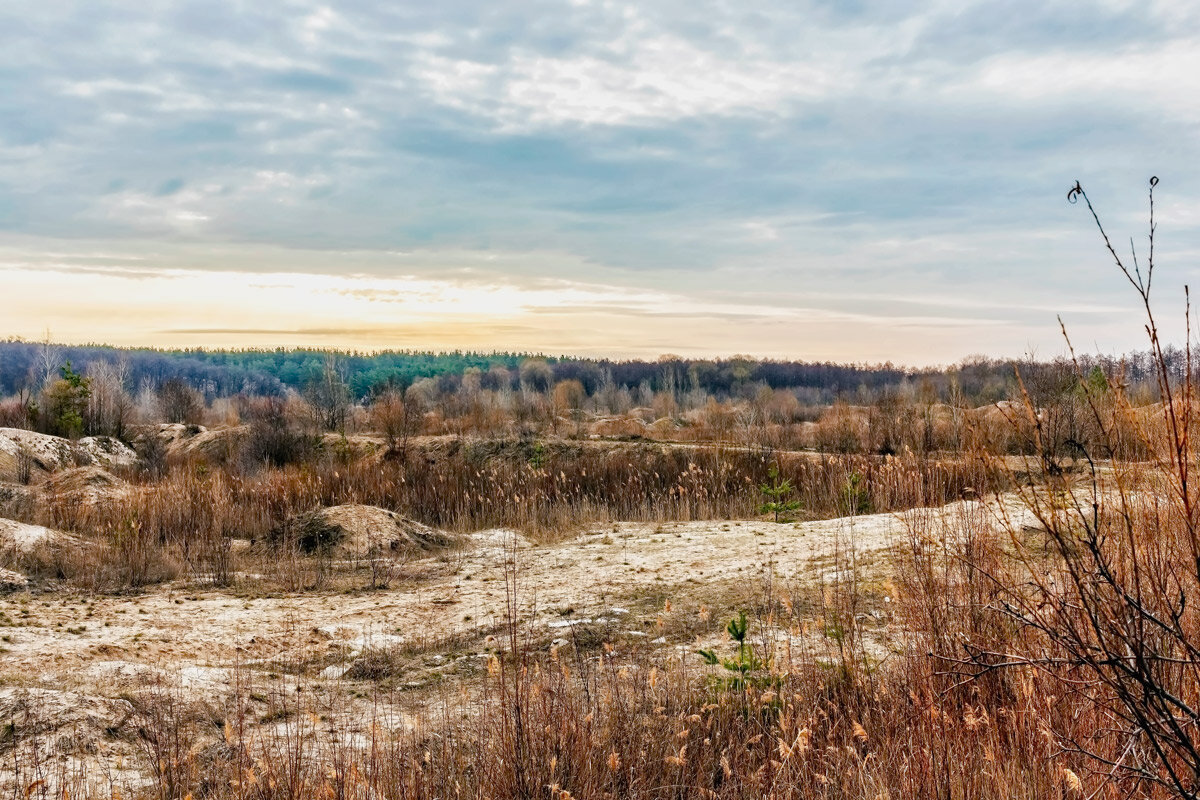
0,427,77,471
1,496,1040,690
0,516,75,552
77,435,139,469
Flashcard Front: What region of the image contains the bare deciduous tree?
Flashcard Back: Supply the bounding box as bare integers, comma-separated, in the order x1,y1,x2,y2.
87,358,133,438
158,378,204,425
371,385,424,460
305,355,351,433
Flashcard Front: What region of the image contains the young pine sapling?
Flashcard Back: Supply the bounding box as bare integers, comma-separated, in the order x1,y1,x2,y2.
759,463,801,522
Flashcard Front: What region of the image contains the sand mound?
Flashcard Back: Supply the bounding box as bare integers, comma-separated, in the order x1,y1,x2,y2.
321,433,384,461
0,427,80,471
0,520,82,584
276,504,456,559
0,517,76,553
39,466,131,506
0,428,139,476
152,422,201,447
167,424,251,463
647,417,681,437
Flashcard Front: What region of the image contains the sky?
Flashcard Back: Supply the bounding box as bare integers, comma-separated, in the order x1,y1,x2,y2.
2,0,1200,364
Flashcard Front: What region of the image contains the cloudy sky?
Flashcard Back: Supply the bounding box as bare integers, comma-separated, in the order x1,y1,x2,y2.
2,0,1199,363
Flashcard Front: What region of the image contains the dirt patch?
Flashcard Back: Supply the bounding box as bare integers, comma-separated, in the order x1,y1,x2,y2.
0,687,135,747
0,497,1039,692
0,567,27,591
0,687,142,796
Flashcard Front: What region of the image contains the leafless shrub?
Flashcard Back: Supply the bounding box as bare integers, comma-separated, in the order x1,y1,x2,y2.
947,178,1200,798
157,378,204,425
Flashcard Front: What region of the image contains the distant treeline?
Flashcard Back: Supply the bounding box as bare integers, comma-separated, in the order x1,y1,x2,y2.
0,338,1184,405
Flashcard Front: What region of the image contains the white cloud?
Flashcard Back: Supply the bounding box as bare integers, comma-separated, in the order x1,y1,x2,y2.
407,6,842,129
500,39,836,127
741,221,779,241
961,39,1200,115
97,189,213,233
300,6,338,43
409,55,498,98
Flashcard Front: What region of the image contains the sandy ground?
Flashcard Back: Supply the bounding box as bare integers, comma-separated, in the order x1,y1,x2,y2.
1,497,1040,688
0,496,1042,793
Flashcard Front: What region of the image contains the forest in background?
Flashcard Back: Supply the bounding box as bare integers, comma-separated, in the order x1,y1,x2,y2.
0,337,1182,406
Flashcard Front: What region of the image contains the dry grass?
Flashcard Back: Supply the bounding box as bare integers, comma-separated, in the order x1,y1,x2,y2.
1,426,1184,799
0,524,1097,800
1,395,1183,799
5,440,997,592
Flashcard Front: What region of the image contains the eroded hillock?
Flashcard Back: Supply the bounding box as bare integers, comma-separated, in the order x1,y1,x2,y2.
0,428,138,480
